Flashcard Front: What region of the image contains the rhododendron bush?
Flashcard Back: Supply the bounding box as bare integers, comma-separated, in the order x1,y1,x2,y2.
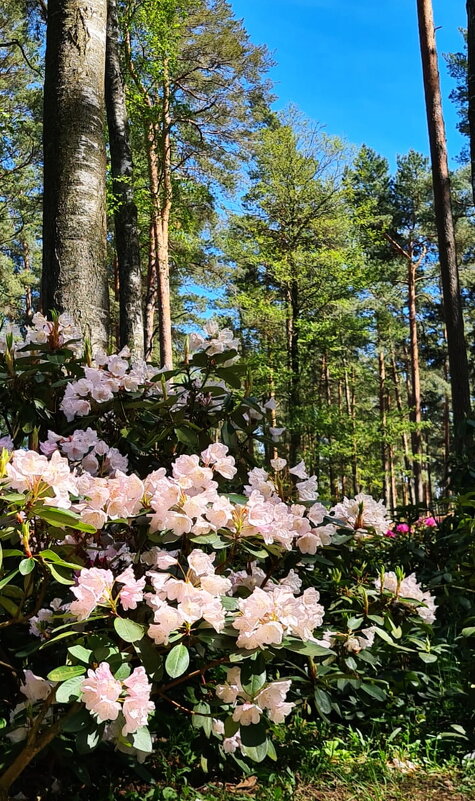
0,317,439,798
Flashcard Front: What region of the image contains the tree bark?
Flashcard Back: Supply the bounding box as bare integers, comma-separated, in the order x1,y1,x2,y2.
42,0,109,349
390,350,413,505
378,344,390,507
105,0,143,356
287,280,300,466
417,0,472,454
408,257,424,506
144,219,158,358
467,0,475,204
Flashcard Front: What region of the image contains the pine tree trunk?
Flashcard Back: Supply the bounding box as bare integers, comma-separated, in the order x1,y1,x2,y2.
417,0,472,453
390,350,413,505
466,0,475,204
323,353,338,500
42,0,109,349
22,239,33,323
144,219,157,358
287,280,300,466
105,0,143,356
406,258,424,505
155,64,173,369
378,345,390,507
146,116,173,369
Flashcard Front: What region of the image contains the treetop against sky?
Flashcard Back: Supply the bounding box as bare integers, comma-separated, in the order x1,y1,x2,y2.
230,0,465,167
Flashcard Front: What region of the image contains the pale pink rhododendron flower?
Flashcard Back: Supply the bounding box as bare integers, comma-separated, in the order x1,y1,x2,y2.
375,571,437,624
233,585,325,649
122,667,154,735
116,566,146,611
20,671,53,703
331,493,391,537
69,567,114,620
81,663,122,722
289,461,308,480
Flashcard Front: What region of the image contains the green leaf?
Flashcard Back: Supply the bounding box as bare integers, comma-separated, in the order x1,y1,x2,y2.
314,687,332,716
56,675,84,703
283,639,334,657
240,654,266,697
68,645,92,664
240,721,267,747
241,740,269,763
0,568,19,590
19,557,35,575
48,665,86,682
224,716,240,738
461,626,475,637
165,643,189,678
361,683,387,702
47,563,74,585
418,652,437,664
192,702,212,737
33,505,96,533
132,726,153,753
114,617,145,643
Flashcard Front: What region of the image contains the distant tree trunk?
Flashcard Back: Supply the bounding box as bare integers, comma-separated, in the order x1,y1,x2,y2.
343,359,358,495
42,0,109,349
21,239,33,323
408,257,423,506
466,0,475,203
287,280,300,466
378,344,390,507
146,115,173,369
417,0,472,455
390,351,413,505
323,353,338,500
144,219,157,358
105,0,143,356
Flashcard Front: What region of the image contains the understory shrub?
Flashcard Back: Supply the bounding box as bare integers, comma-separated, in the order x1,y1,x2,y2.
0,314,471,799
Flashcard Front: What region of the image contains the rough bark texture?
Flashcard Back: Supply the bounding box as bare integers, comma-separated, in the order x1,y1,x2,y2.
467,0,475,204
42,0,109,348
105,0,143,356
417,0,472,452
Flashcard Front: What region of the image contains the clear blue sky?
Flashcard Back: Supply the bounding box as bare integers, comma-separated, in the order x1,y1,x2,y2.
230,0,466,169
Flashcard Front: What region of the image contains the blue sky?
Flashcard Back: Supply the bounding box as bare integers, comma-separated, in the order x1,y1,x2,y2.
230,0,466,169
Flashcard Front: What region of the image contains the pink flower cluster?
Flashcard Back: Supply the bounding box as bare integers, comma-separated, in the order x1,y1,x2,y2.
331,493,391,537
215,668,294,753
81,663,153,735
69,565,145,620
41,427,128,476
375,571,437,624
60,347,158,421
189,321,240,360
5,449,76,508
233,585,325,649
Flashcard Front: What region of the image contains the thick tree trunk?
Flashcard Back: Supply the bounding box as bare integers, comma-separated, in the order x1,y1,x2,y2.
105,0,143,356
42,0,109,349
466,0,475,204
417,0,472,454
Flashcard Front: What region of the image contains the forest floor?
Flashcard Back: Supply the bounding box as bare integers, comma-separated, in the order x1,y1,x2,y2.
195,768,475,801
